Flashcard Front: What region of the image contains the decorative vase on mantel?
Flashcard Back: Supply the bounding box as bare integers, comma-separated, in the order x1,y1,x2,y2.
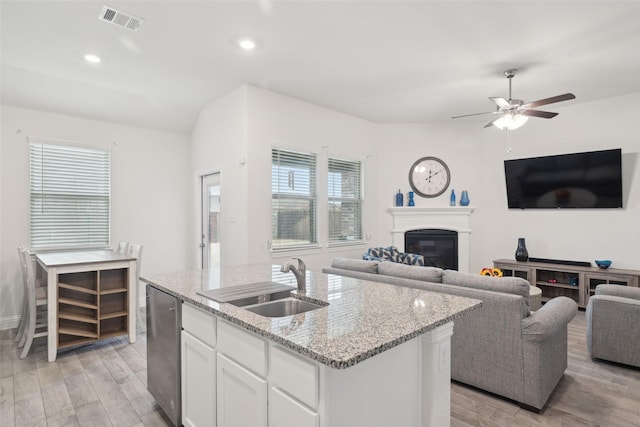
515,238,529,262
459,190,470,206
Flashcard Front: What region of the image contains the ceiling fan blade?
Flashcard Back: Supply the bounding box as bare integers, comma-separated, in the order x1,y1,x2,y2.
522,93,575,109
521,109,558,119
489,97,510,108
483,117,501,128
451,111,496,119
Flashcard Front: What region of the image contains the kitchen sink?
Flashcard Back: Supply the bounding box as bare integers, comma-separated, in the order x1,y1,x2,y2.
243,297,326,318
226,290,293,307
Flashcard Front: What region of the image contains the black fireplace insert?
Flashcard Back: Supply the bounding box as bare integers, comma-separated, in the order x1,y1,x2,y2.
404,229,458,270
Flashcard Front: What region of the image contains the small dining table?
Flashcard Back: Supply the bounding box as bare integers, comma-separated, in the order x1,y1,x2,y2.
36,250,138,362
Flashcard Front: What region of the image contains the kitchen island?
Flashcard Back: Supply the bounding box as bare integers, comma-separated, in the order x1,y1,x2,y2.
142,264,481,427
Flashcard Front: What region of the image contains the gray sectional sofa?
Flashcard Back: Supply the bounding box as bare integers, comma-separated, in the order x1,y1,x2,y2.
586,284,640,368
323,257,578,411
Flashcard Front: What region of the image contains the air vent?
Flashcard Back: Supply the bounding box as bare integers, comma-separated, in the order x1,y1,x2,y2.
98,5,144,31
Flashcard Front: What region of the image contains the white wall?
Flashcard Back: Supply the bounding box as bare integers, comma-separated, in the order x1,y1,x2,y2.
190,85,380,272
0,105,191,329
190,86,250,268
376,92,640,273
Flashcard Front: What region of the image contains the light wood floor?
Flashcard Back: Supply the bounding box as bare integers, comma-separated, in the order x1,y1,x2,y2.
1,311,639,426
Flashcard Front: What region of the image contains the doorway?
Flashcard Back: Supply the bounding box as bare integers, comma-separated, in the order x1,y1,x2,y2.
201,173,220,269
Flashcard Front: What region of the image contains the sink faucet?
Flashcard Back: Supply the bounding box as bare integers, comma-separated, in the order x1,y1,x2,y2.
281,258,306,293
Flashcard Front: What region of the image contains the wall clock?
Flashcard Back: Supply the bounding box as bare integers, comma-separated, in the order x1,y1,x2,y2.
408,156,451,198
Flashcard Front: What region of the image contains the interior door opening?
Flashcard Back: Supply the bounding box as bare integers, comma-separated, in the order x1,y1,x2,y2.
201,173,220,269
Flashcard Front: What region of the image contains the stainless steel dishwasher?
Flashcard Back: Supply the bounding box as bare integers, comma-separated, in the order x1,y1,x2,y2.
146,285,181,426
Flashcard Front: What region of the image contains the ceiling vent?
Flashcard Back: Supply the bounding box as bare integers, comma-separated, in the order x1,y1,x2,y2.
98,5,144,31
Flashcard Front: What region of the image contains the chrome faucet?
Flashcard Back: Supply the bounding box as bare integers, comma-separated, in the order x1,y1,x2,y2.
281,258,306,293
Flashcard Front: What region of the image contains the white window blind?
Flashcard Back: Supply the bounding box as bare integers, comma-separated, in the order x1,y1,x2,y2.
271,148,317,249
30,140,111,250
328,157,363,243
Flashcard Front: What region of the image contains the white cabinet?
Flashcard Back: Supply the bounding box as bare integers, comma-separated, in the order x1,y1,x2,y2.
268,344,320,427
181,303,217,427
216,320,268,427
269,387,319,427
180,311,452,427
217,353,267,427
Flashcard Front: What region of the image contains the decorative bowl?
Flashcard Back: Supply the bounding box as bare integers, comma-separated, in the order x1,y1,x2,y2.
595,260,612,269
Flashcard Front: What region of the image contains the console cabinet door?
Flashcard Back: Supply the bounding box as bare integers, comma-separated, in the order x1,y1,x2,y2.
217,353,267,427
181,331,216,427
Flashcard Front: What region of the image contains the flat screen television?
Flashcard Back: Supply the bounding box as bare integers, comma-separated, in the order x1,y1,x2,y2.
504,148,623,209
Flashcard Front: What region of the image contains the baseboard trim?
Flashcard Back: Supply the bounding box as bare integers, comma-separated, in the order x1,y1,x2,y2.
0,315,20,331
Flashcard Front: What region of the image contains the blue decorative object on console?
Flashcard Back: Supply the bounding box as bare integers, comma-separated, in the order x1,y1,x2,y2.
595,260,612,269
450,189,456,206
407,191,415,206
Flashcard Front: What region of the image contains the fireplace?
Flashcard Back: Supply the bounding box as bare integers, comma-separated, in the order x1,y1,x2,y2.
405,229,458,270
388,207,474,273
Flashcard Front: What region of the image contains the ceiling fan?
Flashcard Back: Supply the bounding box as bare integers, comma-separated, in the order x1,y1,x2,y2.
452,69,576,130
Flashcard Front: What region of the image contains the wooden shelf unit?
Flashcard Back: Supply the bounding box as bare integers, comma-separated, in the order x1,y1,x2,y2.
493,259,640,309
57,268,129,348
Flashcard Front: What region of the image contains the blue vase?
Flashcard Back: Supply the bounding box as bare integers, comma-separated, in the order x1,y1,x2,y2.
395,190,403,207
460,190,470,206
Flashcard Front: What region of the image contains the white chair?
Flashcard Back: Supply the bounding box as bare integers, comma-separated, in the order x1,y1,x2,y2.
128,244,144,332
17,246,48,359
15,245,45,343
114,241,130,254
15,245,29,343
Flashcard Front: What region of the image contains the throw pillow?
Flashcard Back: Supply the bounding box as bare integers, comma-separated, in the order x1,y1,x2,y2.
399,253,425,266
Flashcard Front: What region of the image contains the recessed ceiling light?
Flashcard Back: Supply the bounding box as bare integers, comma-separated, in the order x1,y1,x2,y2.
84,54,102,64
238,39,256,50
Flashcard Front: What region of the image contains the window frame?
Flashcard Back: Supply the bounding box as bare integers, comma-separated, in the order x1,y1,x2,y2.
327,156,364,246
271,148,319,251
29,137,112,251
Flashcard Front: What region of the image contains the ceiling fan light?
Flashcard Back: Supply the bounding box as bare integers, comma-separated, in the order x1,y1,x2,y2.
493,113,528,130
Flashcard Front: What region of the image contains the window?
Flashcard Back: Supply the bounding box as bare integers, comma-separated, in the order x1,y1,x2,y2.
271,148,317,249
328,157,363,243
30,139,111,250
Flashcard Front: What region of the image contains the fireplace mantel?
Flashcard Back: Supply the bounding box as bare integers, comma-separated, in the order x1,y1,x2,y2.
387,207,474,273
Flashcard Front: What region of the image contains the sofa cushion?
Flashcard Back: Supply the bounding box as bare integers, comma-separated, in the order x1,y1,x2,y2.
378,261,443,283
442,269,530,308
330,257,379,274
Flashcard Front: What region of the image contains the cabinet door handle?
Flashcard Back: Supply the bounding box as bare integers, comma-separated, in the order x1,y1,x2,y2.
169,307,175,311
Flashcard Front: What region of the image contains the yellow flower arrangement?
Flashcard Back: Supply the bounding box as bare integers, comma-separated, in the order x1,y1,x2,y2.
480,268,503,277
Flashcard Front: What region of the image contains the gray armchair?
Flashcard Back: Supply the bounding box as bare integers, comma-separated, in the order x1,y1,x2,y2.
586,284,640,368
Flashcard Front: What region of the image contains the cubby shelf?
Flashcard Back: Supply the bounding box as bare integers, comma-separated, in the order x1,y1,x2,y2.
58,312,97,324
494,259,640,309
58,298,98,310
57,268,129,348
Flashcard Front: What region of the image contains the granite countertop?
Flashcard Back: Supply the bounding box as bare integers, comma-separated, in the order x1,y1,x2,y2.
141,264,481,369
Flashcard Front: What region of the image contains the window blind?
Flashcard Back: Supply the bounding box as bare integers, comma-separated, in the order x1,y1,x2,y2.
30,140,111,249
328,157,363,243
271,148,317,248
